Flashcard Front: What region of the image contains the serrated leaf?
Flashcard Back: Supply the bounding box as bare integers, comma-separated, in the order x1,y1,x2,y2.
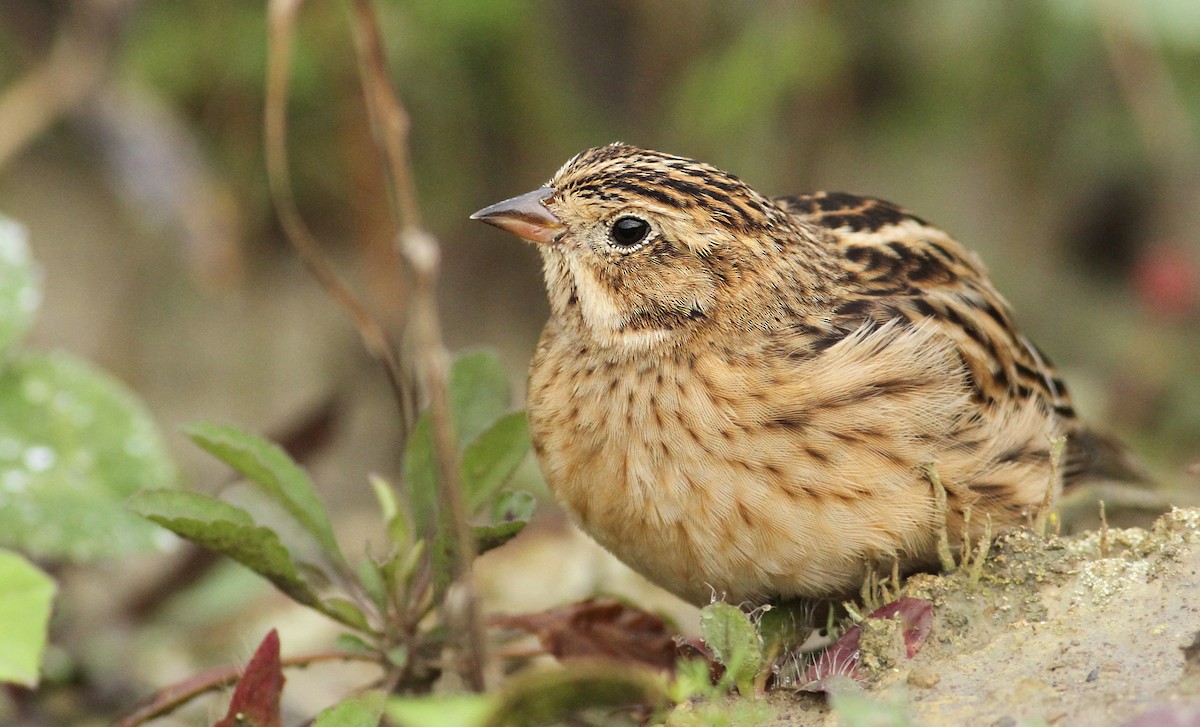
0,550,55,686
184,422,341,561
0,352,176,561
0,215,40,355
449,350,511,448
314,691,386,727
700,602,763,694
127,489,322,609
461,412,530,515
386,694,494,727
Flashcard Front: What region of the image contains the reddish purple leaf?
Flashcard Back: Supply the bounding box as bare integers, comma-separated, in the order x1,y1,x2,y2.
213,629,285,727
798,598,933,692
798,624,864,691
871,597,933,658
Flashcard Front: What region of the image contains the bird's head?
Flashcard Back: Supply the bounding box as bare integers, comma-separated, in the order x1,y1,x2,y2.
472,144,821,352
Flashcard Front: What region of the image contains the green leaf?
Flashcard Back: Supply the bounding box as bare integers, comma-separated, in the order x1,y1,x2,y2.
370,473,399,522
385,646,408,668
403,414,437,537
371,473,412,551
395,538,426,587
334,633,375,654
449,350,511,448
403,349,515,537
357,557,388,613
473,490,535,555
699,602,763,695
320,596,372,632
313,691,386,727
127,489,322,609
670,657,721,702
461,412,531,515
472,520,527,555
0,550,55,686
386,694,494,727
0,352,176,561
490,489,535,524
0,215,40,356
184,422,341,561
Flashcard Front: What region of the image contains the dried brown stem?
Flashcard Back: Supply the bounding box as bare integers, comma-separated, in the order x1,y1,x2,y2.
263,0,410,422
111,650,380,727
346,0,486,692
346,0,424,232
263,0,486,691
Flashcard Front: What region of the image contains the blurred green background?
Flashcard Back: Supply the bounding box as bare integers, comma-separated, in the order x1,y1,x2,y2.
1,0,1198,721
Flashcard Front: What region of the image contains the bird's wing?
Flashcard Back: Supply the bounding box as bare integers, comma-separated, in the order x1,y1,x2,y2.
774,192,1124,484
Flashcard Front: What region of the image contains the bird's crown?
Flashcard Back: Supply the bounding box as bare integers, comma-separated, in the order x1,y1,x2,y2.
548,144,793,236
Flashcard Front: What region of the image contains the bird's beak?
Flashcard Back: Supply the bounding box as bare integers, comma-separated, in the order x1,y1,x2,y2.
470,186,564,245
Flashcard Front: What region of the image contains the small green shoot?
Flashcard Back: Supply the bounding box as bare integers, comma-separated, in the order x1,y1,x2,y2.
699,602,765,696
128,349,538,695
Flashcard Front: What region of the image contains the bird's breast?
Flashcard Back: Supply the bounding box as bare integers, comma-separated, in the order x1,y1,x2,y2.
524,319,1065,604
525,331,932,603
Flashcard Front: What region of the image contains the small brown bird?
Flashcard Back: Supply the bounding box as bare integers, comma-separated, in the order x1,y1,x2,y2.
472,144,1135,606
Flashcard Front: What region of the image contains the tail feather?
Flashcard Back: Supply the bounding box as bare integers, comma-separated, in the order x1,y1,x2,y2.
1063,428,1151,488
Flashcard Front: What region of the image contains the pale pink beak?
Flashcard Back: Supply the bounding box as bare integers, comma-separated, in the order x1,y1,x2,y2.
470,186,564,245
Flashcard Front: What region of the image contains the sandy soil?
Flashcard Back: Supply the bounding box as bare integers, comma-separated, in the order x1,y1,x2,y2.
760,507,1200,726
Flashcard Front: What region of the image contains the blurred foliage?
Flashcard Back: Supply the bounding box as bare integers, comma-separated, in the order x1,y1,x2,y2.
0,215,176,561
129,350,534,705
0,550,55,687
0,215,38,351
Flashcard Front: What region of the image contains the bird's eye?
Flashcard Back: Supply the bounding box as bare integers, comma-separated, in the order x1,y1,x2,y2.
610,216,650,247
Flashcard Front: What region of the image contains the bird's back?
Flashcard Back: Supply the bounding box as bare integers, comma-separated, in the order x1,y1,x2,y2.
775,191,1141,487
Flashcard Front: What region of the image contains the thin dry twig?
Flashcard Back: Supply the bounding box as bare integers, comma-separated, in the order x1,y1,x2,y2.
346,0,486,692
111,650,380,727
263,0,410,424
263,0,486,691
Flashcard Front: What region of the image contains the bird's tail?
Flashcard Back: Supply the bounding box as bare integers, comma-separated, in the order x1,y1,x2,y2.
1063,427,1152,487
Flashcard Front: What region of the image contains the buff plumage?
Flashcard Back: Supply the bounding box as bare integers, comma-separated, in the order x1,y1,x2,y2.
473,144,1134,605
